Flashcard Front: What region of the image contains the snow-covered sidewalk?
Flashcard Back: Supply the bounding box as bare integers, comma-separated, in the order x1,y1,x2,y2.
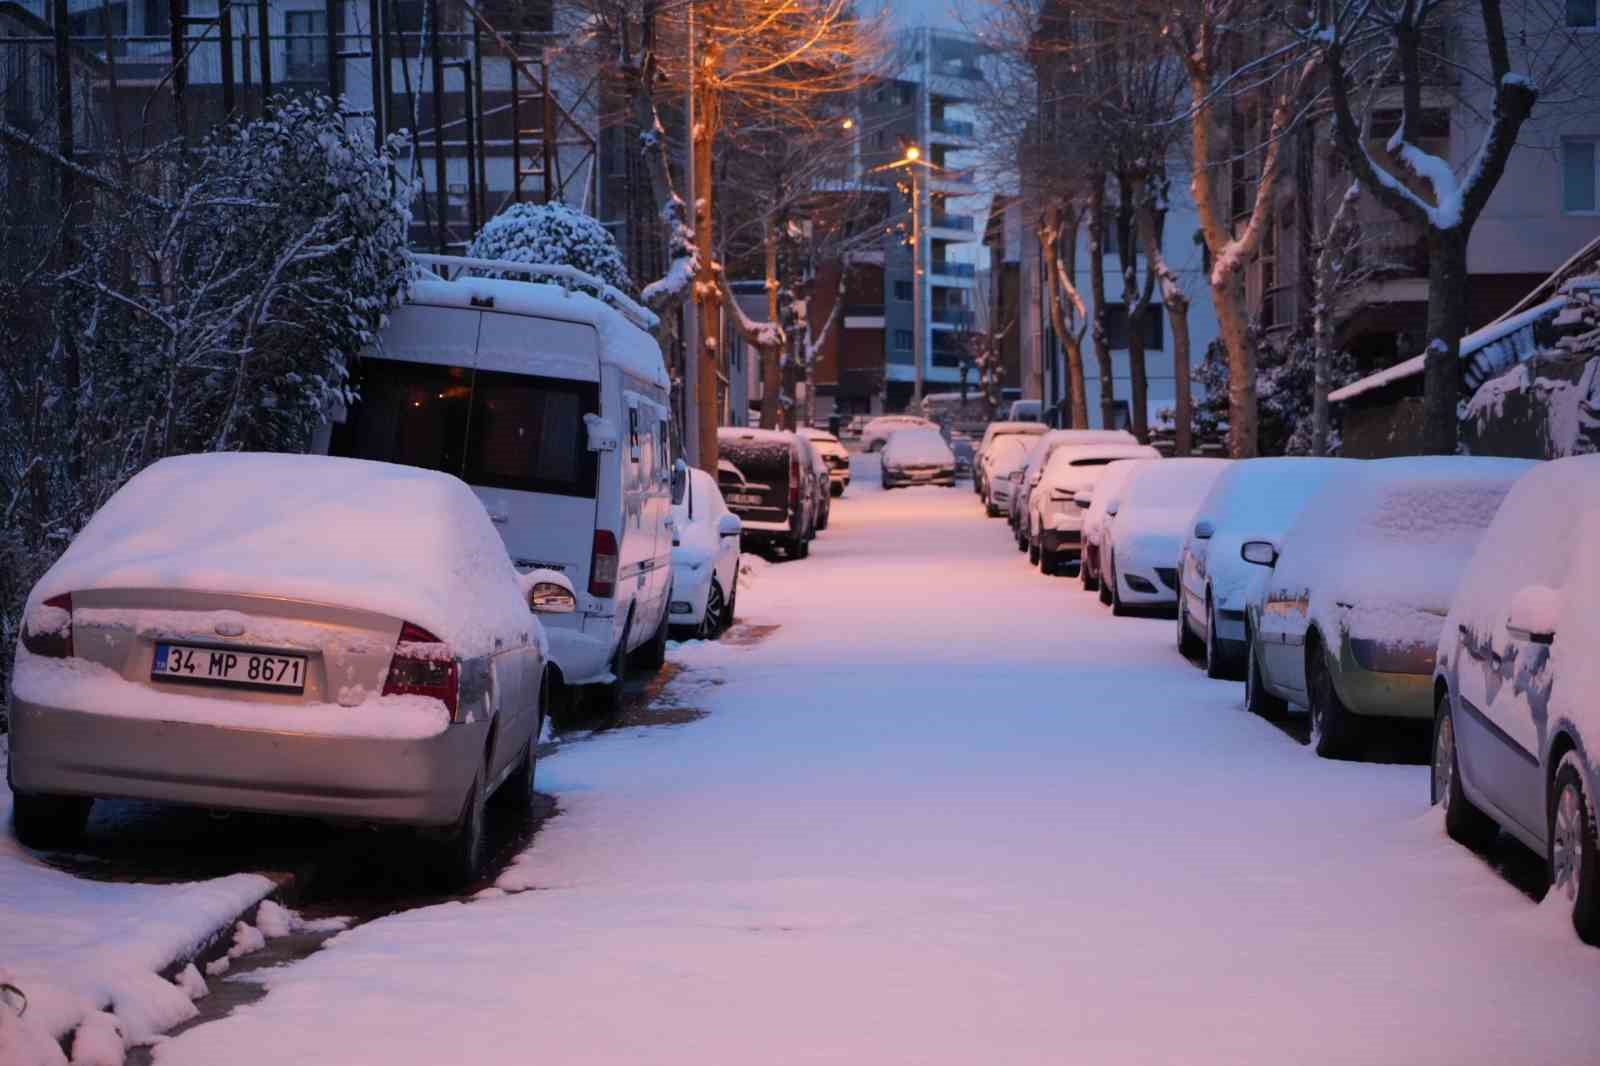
0,735,279,1060
144,460,1599,1065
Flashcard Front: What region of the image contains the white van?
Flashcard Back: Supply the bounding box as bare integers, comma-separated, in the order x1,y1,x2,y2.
325,253,678,724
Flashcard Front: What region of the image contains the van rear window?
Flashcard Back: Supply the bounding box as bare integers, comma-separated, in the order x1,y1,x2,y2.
333,359,599,499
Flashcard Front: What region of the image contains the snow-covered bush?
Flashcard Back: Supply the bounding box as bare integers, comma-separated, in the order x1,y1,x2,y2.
1190,327,1359,455
467,201,634,298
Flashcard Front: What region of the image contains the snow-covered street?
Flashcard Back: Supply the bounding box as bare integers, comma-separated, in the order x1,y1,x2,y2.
98,458,1600,1064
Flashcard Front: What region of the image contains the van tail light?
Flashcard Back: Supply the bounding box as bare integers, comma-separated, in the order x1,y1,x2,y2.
789,457,801,511
22,593,73,658
382,621,459,719
589,529,619,598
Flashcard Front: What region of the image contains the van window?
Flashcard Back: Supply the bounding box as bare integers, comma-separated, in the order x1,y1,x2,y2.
335,358,599,499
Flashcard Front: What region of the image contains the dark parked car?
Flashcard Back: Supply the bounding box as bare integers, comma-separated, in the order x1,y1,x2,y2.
717,428,818,559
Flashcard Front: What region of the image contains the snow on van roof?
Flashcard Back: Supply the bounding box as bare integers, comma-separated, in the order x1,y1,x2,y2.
30,454,533,657
408,275,669,390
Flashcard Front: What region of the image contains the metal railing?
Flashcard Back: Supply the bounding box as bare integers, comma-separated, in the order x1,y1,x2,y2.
929,211,974,231
930,116,974,137
929,260,975,278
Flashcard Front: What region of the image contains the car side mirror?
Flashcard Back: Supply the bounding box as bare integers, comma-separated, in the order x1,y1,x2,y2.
519,568,577,613
670,459,688,506
717,513,742,538
1194,520,1215,540
1105,502,1119,517
1506,584,1559,645
1240,540,1278,567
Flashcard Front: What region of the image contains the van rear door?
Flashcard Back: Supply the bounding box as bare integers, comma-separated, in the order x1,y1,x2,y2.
718,435,791,527
469,312,601,594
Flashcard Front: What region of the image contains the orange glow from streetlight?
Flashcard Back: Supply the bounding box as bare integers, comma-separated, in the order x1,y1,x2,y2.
904,145,921,162
842,117,855,130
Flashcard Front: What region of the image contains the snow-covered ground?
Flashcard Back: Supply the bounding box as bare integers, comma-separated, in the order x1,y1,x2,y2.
126,455,1600,1064
0,736,277,1051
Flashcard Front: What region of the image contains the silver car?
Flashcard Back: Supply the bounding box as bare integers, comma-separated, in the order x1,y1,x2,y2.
8,453,565,886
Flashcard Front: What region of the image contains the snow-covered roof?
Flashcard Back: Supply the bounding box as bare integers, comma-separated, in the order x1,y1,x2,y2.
407,275,668,389
1329,297,1570,405
29,454,534,657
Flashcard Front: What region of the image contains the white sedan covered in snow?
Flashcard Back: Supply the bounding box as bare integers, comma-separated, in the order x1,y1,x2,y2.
669,467,742,638
8,454,560,885
880,427,957,488
1027,442,1161,575
1101,458,1231,614
861,414,937,453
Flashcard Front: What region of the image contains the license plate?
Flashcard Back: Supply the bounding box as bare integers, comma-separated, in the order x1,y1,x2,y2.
728,493,764,506
153,642,307,692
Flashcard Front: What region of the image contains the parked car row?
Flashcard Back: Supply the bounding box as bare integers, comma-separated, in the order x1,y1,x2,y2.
975,430,1600,946
5,255,749,888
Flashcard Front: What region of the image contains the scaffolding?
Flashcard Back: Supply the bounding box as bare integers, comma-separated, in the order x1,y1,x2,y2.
0,0,600,249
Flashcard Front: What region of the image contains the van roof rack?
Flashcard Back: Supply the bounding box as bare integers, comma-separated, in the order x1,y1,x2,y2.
410,252,658,333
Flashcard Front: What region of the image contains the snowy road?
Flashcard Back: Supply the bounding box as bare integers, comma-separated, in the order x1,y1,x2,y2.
153,456,1599,1066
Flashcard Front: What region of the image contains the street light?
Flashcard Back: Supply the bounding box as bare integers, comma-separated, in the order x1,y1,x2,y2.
874,145,936,408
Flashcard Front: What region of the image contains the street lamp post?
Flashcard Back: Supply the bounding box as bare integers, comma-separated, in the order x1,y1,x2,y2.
909,154,925,408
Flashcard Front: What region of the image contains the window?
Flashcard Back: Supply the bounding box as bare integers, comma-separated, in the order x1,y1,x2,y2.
893,329,914,351
893,280,914,301
1103,304,1164,351
897,84,915,106
285,10,327,81
334,359,600,499
1564,138,1597,213
1568,0,1598,28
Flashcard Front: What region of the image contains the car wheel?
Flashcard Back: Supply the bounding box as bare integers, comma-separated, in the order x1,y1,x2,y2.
1098,559,1113,606
986,501,1001,517
635,595,670,672
1203,599,1240,680
430,770,487,890
1177,595,1203,660
1431,697,1496,849
1307,636,1360,759
699,579,726,639
493,719,538,812
831,482,844,497
1550,752,1600,945
1110,554,1127,616
1082,553,1099,592
796,535,811,559
1028,536,1041,567
817,504,830,531
10,790,92,850
1039,549,1056,577
1244,627,1288,719
723,574,738,633
593,620,631,728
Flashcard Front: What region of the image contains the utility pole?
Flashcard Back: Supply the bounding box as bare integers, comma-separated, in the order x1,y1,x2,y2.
910,155,925,408
681,0,700,466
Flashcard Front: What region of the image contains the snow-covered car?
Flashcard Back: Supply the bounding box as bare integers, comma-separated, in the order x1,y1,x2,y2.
1028,443,1161,575
1243,456,1532,758
669,467,742,639
717,428,818,559
861,414,937,452
7,454,554,886
1012,429,1141,549
802,427,851,495
797,432,832,533
881,428,958,488
975,421,1048,498
1102,458,1231,615
330,254,674,727
1176,458,1357,679
1431,455,1600,944
982,435,1034,518
1081,458,1158,596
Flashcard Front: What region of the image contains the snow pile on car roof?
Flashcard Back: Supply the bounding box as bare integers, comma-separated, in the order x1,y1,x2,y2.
1271,456,1533,646
882,429,954,465
1040,444,1161,486
29,453,532,656
672,468,728,570
1082,458,1157,544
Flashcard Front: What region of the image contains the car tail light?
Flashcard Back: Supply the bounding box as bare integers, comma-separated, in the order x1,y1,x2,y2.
22,593,73,658
382,621,459,718
789,457,801,511
589,529,619,598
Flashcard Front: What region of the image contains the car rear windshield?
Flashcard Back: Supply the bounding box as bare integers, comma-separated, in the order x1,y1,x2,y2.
332,358,600,498
720,438,792,486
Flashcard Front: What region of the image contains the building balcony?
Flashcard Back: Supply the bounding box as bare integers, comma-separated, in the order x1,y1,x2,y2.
930,116,974,138
931,307,974,327
929,260,975,279
844,304,885,318
929,211,974,232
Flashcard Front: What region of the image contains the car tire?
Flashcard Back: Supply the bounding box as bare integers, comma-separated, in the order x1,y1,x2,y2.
1177,596,1203,660
796,535,811,560
699,579,727,639
723,574,738,633
1203,599,1241,680
1028,537,1041,567
1244,627,1288,719
593,619,632,728
635,595,670,672
1550,752,1600,946
10,790,92,850
831,482,844,497
1307,635,1360,759
817,502,830,531
1039,549,1056,577
1431,697,1496,850
1081,554,1099,592
430,770,487,889
1098,562,1113,606
1110,554,1127,616
493,716,539,813
985,501,1001,518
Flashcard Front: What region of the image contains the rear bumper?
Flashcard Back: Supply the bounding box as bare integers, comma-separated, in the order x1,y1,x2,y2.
1039,529,1082,557
7,696,488,827
1336,643,1434,719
